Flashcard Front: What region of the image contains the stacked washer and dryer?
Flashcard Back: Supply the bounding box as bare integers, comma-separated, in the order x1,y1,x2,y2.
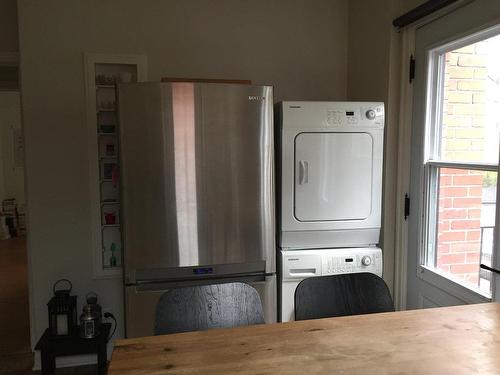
275,101,385,322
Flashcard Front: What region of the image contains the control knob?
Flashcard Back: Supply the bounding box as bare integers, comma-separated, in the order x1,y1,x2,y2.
366,109,376,120
361,256,372,266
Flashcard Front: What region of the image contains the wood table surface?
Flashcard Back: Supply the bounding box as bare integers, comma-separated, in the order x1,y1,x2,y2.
109,303,500,374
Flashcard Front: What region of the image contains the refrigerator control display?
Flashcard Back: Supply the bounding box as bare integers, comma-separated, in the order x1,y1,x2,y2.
193,267,214,275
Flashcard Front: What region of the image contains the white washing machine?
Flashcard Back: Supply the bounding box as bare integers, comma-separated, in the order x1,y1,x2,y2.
279,247,383,322
275,101,385,250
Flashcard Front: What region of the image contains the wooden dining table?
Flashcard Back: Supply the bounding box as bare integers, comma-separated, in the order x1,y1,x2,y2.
108,303,500,374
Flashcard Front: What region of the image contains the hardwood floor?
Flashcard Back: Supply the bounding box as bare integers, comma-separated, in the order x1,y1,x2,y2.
0,238,103,375
0,237,33,374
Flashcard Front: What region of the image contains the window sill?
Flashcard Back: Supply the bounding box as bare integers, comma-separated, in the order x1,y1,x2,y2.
418,265,492,304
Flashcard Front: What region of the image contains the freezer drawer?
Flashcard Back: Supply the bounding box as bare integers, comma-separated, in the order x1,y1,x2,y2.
125,274,277,338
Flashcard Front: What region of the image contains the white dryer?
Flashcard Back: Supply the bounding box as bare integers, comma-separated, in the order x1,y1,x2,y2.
275,101,385,250
279,247,383,322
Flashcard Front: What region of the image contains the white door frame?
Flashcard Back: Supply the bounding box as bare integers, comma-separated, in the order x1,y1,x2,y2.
392,0,482,310
393,27,416,310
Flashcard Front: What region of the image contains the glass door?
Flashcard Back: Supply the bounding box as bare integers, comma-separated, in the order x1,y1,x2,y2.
407,0,500,308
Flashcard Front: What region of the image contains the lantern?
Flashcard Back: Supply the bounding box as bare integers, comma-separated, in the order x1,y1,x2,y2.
47,279,77,336
79,292,103,339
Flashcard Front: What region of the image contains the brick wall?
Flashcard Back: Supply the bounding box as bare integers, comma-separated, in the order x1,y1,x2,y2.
437,168,482,284
436,42,489,285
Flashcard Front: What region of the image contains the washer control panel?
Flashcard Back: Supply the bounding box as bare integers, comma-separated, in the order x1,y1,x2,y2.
282,247,383,281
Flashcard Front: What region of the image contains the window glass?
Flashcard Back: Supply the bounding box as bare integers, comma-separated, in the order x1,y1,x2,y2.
439,34,500,163
433,168,496,294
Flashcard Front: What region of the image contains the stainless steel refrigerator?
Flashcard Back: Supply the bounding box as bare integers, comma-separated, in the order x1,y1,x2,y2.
117,82,276,338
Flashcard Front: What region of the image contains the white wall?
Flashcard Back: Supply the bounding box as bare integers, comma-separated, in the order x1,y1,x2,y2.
0,91,24,204
347,0,426,294
17,0,349,360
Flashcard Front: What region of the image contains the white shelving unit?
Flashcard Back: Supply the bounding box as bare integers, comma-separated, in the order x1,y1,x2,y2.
84,53,147,279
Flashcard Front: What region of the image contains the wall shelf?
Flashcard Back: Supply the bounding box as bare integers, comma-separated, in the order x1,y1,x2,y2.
85,52,147,279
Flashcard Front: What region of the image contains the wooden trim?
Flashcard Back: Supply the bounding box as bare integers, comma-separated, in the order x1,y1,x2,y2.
418,265,491,303
393,28,416,310
161,77,251,84
426,160,498,171
393,0,460,29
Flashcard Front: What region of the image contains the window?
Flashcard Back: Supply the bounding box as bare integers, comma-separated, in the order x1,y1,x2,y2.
423,31,500,297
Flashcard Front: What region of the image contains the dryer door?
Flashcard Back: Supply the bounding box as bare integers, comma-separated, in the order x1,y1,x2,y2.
294,132,373,222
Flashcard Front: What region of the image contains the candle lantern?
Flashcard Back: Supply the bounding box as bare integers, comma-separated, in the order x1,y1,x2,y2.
47,279,77,336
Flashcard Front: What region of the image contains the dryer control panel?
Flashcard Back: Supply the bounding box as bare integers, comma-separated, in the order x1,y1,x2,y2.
325,104,384,127
281,247,383,281
279,101,385,129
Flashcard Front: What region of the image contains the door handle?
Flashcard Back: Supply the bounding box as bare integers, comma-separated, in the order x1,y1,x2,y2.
298,160,309,185
480,264,500,275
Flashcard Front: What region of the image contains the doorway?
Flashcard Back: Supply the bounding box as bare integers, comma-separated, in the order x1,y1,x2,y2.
407,0,500,308
0,90,32,372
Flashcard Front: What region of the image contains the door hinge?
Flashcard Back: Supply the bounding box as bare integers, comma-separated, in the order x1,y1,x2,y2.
404,193,410,221
409,55,416,83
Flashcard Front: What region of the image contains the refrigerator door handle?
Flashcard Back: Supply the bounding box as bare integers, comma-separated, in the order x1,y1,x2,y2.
298,160,309,185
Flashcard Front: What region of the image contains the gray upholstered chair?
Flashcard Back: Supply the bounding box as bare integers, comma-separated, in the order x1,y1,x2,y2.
294,273,394,321
154,282,265,335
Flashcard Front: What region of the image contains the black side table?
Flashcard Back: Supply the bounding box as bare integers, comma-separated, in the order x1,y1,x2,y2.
35,323,111,374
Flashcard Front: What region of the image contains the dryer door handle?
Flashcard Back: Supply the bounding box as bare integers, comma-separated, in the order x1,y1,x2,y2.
298,160,309,185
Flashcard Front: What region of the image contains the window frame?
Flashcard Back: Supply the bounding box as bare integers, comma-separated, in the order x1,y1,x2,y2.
418,25,500,301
